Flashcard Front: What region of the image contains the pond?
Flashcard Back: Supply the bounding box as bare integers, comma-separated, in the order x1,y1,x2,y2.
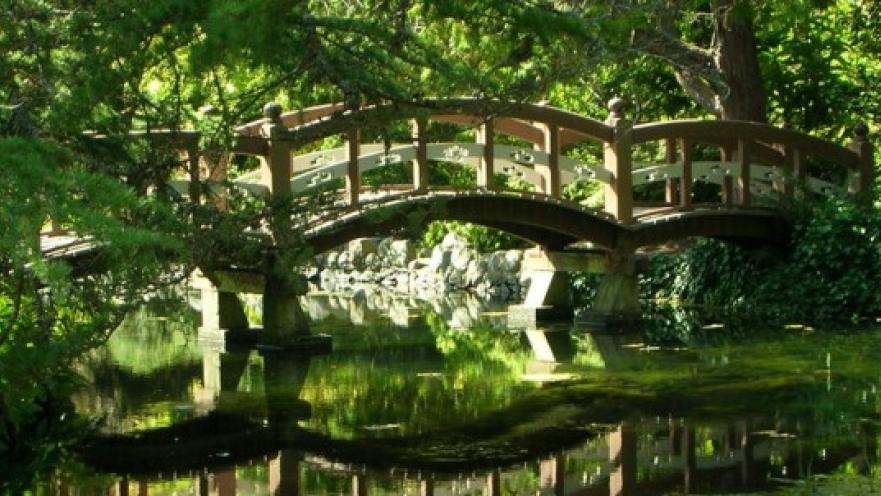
23,289,881,495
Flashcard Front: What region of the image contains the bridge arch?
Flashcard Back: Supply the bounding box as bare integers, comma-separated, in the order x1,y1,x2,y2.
301,192,791,255
303,192,620,254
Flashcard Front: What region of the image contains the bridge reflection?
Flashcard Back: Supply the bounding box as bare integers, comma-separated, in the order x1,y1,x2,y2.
64,304,879,495
86,413,874,496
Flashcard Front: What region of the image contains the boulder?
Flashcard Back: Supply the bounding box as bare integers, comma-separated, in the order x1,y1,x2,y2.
441,232,466,250
428,245,451,271
325,251,339,269
465,258,487,287
348,237,380,262
337,251,351,270
312,253,326,269
450,246,473,272
376,237,394,261
486,251,507,284
503,249,523,273
390,239,417,267
445,269,465,289
363,253,379,271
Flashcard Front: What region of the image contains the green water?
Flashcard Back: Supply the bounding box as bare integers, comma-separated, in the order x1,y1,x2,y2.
27,292,881,495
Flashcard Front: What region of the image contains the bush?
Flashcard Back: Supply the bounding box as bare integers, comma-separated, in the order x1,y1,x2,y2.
643,195,881,326
421,221,527,253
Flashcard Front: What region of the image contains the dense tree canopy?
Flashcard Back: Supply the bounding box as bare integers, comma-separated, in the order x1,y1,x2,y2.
1,0,881,487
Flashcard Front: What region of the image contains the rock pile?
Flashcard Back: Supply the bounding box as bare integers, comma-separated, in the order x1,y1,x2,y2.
310,233,529,300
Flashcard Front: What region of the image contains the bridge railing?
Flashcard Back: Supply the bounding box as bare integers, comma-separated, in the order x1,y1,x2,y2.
97,98,872,230
235,98,871,225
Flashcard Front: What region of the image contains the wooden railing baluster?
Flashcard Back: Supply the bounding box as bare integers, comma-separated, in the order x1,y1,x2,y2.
737,139,751,207
665,138,678,205
345,128,360,206
603,98,634,224
261,102,292,200
478,118,494,189
849,123,874,204
411,118,429,192
537,123,561,198
679,138,692,211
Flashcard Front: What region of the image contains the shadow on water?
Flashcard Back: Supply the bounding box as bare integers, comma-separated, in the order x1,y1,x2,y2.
24,288,881,494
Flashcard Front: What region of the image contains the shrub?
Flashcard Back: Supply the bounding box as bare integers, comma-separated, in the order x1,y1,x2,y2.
642,195,881,326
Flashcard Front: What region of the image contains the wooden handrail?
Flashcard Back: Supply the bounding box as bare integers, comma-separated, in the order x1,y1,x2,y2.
116,99,872,224
632,120,859,170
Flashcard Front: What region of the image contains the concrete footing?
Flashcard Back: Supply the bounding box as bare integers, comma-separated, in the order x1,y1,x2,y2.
194,269,324,352
200,288,250,330
508,304,572,328
510,249,589,325
262,275,311,344
197,326,332,354
580,252,641,332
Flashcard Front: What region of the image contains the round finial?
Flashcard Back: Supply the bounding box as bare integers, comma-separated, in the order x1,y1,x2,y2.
263,102,283,122
607,97,626,118
854,121,869,139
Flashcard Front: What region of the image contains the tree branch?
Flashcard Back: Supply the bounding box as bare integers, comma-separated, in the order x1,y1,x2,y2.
673,69,724,116
630,28,722,89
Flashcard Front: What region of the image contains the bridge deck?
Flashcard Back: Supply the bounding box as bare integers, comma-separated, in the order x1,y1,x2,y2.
40,233,95,260
39,189,785,263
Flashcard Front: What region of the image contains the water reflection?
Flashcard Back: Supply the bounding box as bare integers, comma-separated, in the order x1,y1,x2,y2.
58,415,881,495
299,286,508,330
43,291,881,494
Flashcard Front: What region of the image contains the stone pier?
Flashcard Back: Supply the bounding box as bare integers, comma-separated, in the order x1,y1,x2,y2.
191,269,331,353
578,251,641,332
508,248,607,327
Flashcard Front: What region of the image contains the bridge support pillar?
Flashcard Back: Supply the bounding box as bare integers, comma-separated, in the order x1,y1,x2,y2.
200,287,250,332
268,450,301,496
191,269,329,353
262,274,311,343
580,252,641,332
509,248,606,327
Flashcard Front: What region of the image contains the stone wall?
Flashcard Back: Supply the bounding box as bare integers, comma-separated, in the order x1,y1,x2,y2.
309,233,529,300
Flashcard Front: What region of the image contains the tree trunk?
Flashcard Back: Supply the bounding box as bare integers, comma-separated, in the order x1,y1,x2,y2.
630,0,768,122
714,0,767,122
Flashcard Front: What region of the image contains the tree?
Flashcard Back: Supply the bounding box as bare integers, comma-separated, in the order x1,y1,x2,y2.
630,0,767,121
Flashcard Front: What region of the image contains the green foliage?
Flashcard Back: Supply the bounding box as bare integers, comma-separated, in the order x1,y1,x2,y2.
643,195,881,326
421,221,526,254
3,0,881,485
562,180,604,207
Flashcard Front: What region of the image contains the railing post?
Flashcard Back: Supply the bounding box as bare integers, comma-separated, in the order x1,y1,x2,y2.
737,138,751,207
203,149,231,211
678,138,692,211
849,122,875,203
664,138,678,204
775,124,794,197
186,137,201,204
477,118,495,189
411,117,429,192
603,98,633,224
260,102,292,200
536,122,561,198
345,128,361,206
720,145,735,206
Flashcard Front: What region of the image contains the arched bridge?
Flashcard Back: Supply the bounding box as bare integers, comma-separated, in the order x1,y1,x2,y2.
43,98,874,276
157,97,873,253
301,190,791,254
41,97,870,332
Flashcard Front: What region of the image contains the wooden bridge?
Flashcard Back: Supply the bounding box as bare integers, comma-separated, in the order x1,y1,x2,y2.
41,97,874,333
127,97,868,256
